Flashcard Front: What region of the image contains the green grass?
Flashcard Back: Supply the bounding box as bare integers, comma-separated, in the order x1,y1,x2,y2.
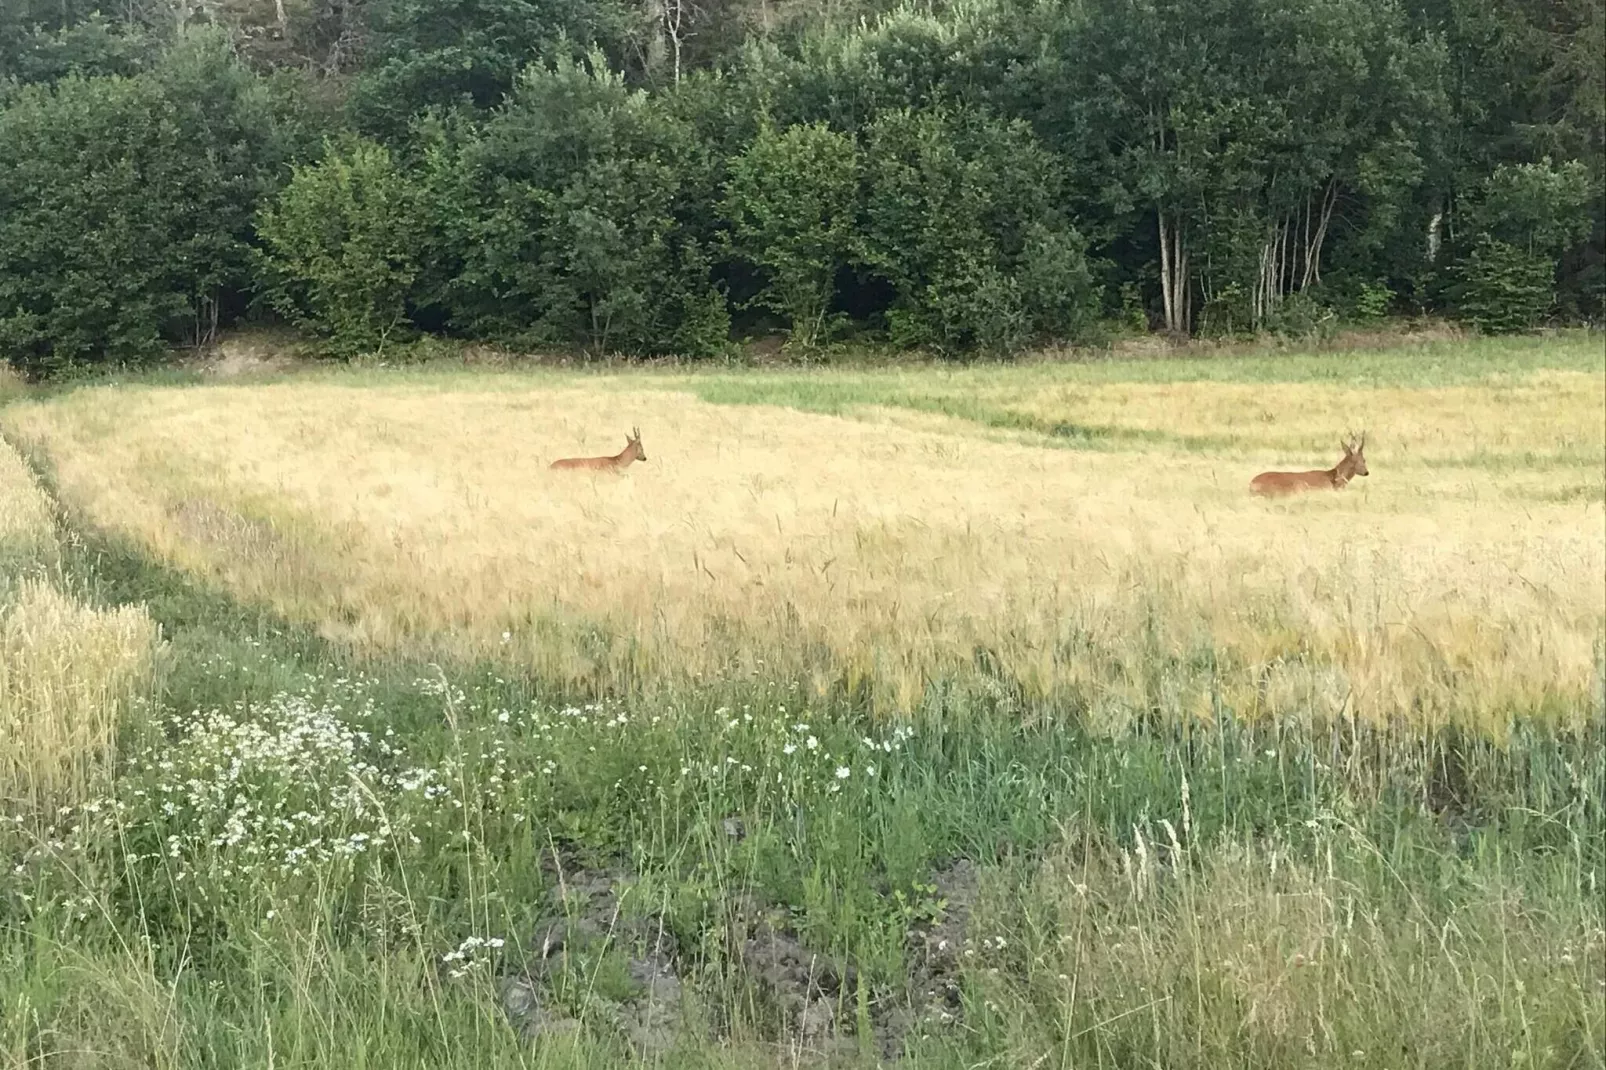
680,330,1601,394
672,332,1606,456
31,332,1602,464
164,329,1606,460
36,328,1604,395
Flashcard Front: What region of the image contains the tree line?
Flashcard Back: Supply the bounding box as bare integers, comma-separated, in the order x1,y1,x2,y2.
0,0,1600,374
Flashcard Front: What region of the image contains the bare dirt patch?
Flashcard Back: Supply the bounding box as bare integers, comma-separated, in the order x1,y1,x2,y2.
497,856,687,1057
190,331,306,379
496,851,985,1064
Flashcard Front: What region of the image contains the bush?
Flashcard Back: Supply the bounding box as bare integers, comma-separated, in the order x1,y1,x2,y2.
255,139,423,356
723,121,860,349
0,12,158,85
1451,236,1556,334
1018,223,1100,343
1464,158,1593,257
0,34,282,377
861,107,1098,354
431,55,729,356
1447,158,1591,334
1350,279,1395,322
1262,291,1338,340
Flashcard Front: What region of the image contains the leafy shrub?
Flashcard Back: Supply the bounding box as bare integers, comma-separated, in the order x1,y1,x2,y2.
1451,236,1556,333
1447,158,1591,334
723,121,860,349
0,33,282,377
1116,282,1151,333
255,138,423,356
1463,158,1593,257
1017,223,1100,343
0,11,158,85
1262,291,1337,339
861,107,1098,354
430,54,729,356
1350,279,1395,321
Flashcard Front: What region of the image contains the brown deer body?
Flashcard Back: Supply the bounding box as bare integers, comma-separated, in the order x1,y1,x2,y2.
1250,433,1368,497
549,428,647,472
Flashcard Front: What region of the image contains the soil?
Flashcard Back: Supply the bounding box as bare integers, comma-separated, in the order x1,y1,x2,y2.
497,850,983,1064
497,855,687,1056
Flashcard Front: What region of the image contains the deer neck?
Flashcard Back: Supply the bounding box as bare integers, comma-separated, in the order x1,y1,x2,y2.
1330,462,1353,488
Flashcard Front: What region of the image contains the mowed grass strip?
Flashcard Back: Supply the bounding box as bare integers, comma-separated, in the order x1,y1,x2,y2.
3,336,1601,727
0,425,56,554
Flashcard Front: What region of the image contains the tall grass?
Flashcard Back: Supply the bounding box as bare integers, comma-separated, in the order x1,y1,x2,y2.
0,578,162,814
0,427,55,562
975,829,1604,1066
4,653,1598,1067
0,439,162,816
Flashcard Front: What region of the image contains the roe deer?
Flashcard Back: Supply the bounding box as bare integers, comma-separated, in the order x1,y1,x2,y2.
549,427,647,472
1250,433,1367,497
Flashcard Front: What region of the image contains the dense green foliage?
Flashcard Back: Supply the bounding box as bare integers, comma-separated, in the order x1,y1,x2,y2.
1450,237,1557,333
426,55,730,354
860,108,1098,352
0,0,1600,369
255,138,422,354
725,121,860,346
0,33,284,375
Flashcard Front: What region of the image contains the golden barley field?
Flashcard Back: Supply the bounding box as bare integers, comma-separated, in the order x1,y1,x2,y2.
3,335,1602,729
0,438,161,813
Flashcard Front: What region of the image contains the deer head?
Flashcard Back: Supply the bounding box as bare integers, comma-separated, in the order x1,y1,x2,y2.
626,427,646,463
1341,432,1368,478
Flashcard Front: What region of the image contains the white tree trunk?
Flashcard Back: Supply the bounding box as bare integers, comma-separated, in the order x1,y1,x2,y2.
655,0,694,83
1252,179,1341,327
1302,180,1338,290
1157,210,1191,334
1158,207,1174,332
